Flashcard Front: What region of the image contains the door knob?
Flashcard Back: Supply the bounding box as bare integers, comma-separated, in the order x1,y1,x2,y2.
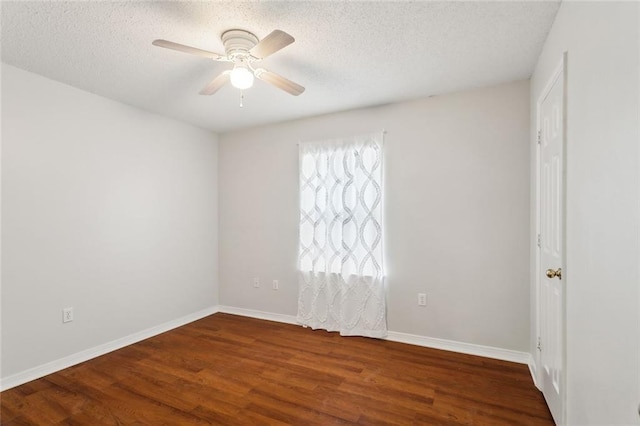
546,268,562,280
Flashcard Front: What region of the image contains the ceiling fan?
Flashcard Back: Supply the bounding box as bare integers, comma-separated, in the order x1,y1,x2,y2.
152,29,305,98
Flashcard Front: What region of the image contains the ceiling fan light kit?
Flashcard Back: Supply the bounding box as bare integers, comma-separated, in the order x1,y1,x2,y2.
230,61,254,90
152,28,305,103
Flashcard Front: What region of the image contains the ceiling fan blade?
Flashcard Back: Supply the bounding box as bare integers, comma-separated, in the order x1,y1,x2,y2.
152,39,224,60
254,68,305,96
250,30,294,59
199,71,231,95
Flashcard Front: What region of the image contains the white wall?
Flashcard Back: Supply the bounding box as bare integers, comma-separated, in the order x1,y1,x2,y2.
530,2,640,424
1,64,219,379
219,80,531,351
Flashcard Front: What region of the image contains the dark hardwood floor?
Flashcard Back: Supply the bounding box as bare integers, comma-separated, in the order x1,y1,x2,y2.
1,313,553,425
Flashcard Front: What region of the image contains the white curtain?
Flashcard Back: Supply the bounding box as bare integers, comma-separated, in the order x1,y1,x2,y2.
297,132,386,338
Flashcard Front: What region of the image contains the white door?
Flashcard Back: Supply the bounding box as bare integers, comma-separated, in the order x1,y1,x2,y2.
538,62,565,425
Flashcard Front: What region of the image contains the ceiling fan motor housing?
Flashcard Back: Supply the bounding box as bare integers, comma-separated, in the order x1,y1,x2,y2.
221,29,258,58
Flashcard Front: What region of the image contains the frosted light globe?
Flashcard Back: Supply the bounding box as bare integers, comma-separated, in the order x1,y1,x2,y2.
230,65,254,90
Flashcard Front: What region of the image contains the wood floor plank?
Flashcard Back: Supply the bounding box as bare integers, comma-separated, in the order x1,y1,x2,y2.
0,313,553,425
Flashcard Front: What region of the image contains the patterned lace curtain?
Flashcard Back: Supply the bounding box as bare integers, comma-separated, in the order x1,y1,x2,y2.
297,132,386,338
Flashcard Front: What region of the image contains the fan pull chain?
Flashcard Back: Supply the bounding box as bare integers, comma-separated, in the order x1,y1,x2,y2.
239,91,244,108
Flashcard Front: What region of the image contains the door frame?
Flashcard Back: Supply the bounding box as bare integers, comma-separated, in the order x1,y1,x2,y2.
534,52,568,424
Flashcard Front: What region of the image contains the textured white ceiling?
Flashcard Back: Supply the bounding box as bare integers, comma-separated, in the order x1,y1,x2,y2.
1,1,560,133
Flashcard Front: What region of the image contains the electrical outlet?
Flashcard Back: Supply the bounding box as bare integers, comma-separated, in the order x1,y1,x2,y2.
418,293,427,307
272,280,279,290
62,307,74,323
253,277,260,288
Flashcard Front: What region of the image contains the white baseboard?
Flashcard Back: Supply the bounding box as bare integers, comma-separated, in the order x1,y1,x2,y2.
385,330,531,365
217,305,299,325
216,305,532,366
0,305,219,391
